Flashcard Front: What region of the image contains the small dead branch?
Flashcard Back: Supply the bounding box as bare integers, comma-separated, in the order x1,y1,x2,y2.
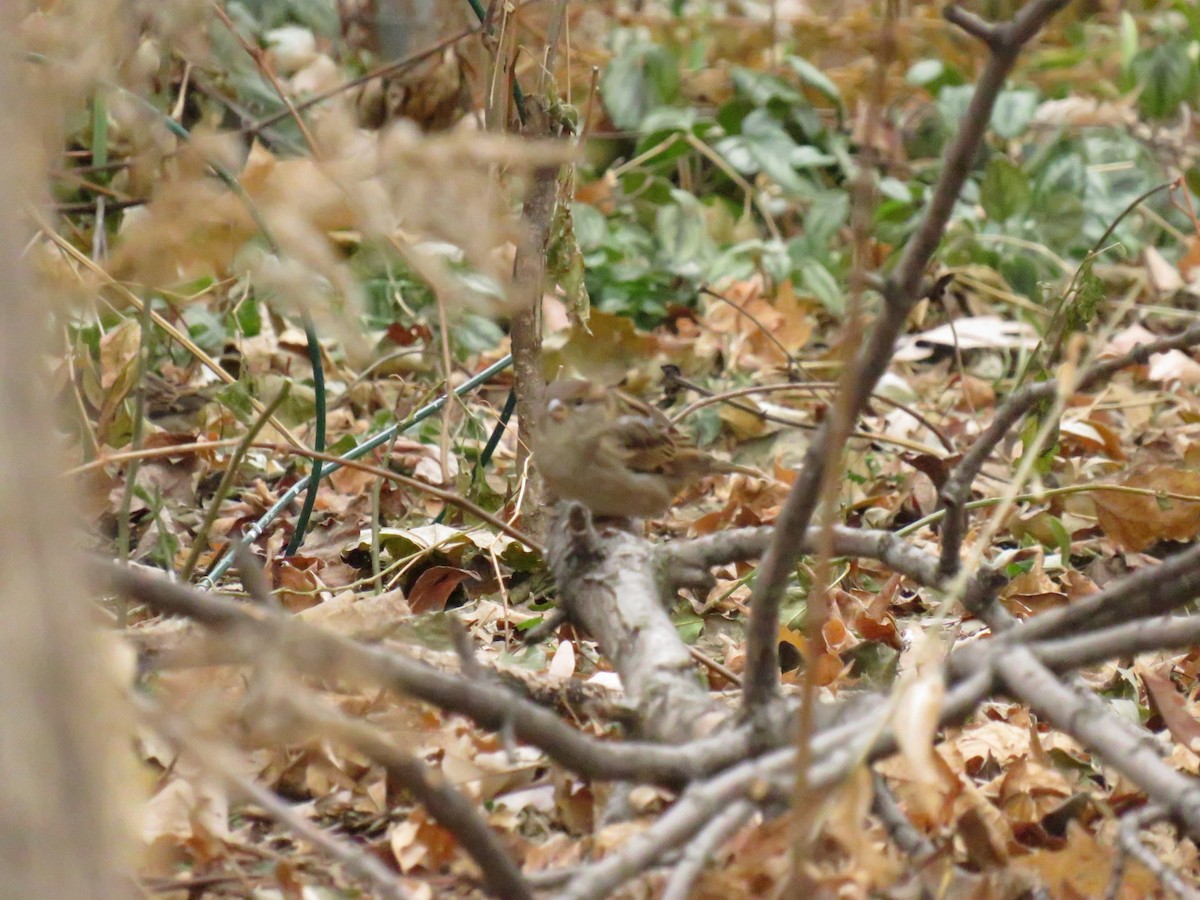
739,0,1073,714
1032,615,1200,673
660,800,755,900
993,647,1200,842
871,772,936,864
136,694,416,900
939,321,1200,576
1114,806,1200,900
276,688,533,900
100,561,752,786
949,539,1200,680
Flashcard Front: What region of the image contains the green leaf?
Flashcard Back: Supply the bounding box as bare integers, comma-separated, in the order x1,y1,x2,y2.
906,59,964,93
980,156,1030,222
999,253,1040,299
1118,11,1138,74
216,379,254,423
784,55,844,113
573,203,606,251
546,174,590,324
655,189,715,274
234,299,262,338
991,89,1039,139
1035,150,1087,197
798,259,843,315
713,110,810,194
790,145,837,169
673,606,704,643
802,191,850,247
936,84,975,128
183,307,227,354
1046,515,1072,561
452,314,505,354
1034,190,1086,248
730,66,805,108
1130,40,1198,120
601,42,681,130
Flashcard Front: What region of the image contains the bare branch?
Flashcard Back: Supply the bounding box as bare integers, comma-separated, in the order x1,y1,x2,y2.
560,752,786,900
739,0,1071,713
1115,805,1200,900
665,525,943,587
561,668,997,898
994,646,1200,842
939,322,1200,575
289,692,533,900
1033,615,1200,674
944,5,1002,47
136,694,415,900
872,772,936,864
950,540,1200,682
101,561,753,786
661,800,755,900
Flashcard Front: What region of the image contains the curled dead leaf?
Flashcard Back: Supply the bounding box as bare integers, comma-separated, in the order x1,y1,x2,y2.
1093,466,1200,551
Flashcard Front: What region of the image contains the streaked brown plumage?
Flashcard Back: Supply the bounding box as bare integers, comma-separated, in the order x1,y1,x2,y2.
534,378,750,518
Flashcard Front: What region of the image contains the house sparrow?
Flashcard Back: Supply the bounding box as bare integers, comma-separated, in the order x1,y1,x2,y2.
534,378,753,519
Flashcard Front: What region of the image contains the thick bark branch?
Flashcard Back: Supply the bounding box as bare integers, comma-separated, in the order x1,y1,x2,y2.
545,505,728,742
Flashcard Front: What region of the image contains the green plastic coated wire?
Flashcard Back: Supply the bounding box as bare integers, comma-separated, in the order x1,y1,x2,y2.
198,353,513,589
284,318,327,555
109,85,332,564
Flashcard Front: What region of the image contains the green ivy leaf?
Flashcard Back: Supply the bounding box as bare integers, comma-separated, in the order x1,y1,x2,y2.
784,55,844,114
797,259,843,315
713,110,809,194
234,299,262,338
656,189,715,275
906,58,964,93
936,84,975,128
216,379,254,424
1130,40,1198,120
980,156,1031,222
601,42,681,130
1034,190,1087,248
991,89,1039,139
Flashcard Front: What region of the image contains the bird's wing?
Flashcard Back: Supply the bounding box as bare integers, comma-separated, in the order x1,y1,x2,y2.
607,413,679,475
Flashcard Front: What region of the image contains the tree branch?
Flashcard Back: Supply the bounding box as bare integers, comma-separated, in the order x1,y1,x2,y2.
939,321,1200,575
739,0,1071,713
101,561,752,787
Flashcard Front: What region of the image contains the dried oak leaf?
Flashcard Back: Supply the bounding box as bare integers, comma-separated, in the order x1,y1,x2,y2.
1092,466,1200,551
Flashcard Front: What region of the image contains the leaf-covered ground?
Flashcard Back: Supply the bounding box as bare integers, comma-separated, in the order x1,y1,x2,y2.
24,0,1200,896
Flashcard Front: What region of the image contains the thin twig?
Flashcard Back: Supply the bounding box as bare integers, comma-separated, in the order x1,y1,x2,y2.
178,386,290,581
135,695,415,900
738,0,1072,715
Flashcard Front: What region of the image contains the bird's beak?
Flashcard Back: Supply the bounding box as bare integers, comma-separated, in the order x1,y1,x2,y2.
547,398,567,421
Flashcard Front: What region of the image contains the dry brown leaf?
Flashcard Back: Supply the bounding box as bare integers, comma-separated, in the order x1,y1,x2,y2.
543,310,659,385
1147,349,1200,386
1001,552,1068,618
389,808,459,874
408,565,478,613
272,557,324,611
1016,821,1158,898
1180,236,1200,282
1140,665,1200,753
298,587,411,639
891,635,950,817
1145,246,1185,293
1093,466,1200,551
